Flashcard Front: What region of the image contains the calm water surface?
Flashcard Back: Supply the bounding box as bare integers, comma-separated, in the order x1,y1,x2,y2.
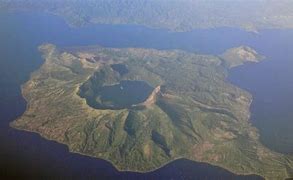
100,80,154,107
1,12,292,179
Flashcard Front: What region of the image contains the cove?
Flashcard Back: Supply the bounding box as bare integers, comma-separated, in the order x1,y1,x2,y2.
2,11,291,179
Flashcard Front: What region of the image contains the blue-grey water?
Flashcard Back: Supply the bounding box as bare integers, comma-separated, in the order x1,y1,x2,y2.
1,11,292,179
81,80,155,110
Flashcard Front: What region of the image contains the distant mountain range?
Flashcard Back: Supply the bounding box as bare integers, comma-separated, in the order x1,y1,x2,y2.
2,0,293,32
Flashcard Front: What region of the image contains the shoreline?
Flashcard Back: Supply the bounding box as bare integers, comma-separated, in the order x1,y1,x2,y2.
10,124,265,179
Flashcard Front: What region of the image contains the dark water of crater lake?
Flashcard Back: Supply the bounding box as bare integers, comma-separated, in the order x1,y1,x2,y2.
1,11,292,179
100,80,154,108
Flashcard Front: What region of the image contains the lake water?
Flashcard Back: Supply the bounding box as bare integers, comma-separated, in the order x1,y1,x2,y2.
81,79,154,110
100,80,154,108
1,11,292,179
